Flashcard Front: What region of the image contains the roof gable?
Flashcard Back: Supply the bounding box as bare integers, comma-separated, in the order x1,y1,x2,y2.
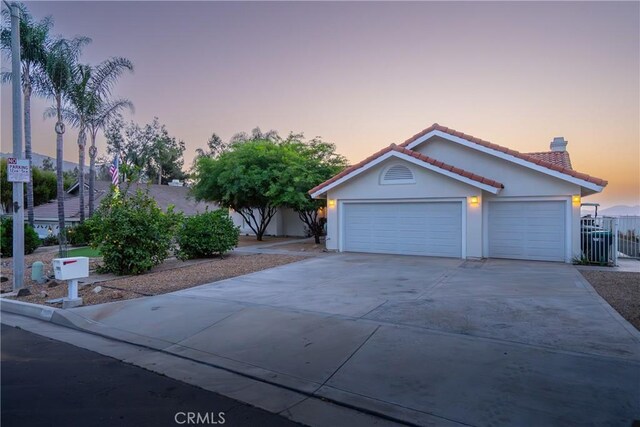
309,145,504,198
401,124,606,190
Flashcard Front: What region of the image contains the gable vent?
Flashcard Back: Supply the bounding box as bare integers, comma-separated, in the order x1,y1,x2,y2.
382,164,415,184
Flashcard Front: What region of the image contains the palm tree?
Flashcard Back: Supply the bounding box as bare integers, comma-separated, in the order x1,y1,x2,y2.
87,98,133,215
0,5,52,226
46,58,133,221
69,58,133,219
37,36,90,238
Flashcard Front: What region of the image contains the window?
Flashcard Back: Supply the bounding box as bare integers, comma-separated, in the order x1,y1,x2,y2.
380,164,415,185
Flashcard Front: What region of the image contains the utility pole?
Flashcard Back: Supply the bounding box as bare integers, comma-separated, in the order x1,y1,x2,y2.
6,1,25,290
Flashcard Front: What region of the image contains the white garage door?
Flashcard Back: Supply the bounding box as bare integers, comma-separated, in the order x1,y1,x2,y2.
343,202,462,257
488,201,566,262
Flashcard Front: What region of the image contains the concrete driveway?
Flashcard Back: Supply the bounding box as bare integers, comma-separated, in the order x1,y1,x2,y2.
68,254,640,426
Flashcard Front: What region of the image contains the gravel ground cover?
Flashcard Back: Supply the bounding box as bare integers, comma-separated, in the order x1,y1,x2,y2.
1,252,306,307
272,240,328,253
236,235,297,247
580,270,640,331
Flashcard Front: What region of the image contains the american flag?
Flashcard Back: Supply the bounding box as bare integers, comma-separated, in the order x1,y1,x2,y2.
109,155,119,185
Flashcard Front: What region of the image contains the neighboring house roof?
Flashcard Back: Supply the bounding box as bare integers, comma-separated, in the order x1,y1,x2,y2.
33,181,216,220
400,123,607,187
309,143,504,197
526,151,572,169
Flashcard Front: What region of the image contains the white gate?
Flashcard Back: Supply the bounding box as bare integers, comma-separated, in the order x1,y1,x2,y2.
616,216,640,259
580,216,618,266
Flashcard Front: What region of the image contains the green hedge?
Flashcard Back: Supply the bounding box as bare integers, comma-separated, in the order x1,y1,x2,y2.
176,210,239,260
0,217,40,257
90,189,181,275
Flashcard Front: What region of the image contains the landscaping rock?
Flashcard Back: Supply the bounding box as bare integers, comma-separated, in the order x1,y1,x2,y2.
92,286,103,294
0,276,8,283
111,291,123,299
16,288,32,297
47,280,61,288
39,291,48,298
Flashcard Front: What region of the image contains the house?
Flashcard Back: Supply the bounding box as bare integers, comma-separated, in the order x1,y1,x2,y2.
309,124,607,263
32,180,309,239
31,181,218,238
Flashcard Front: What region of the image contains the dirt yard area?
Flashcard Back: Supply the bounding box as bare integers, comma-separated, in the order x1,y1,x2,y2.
272,239,328,253
581,270,640,330
236,235,298,247
1,251,306,307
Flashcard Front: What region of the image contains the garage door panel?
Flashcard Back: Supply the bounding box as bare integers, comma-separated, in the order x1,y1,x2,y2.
343,202,462,258
488,201,565,262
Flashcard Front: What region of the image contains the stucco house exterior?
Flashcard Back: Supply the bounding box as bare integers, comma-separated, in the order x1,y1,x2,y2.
309,124,607,263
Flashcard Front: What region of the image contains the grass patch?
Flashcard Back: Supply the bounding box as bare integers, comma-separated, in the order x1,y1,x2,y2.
66,247,102,258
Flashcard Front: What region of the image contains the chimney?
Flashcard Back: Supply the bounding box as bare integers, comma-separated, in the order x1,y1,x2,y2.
550,137,568,152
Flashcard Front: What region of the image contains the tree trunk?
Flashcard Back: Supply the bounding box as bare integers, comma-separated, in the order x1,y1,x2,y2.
23,84,35,227
314,234,321,244
77,128,86,222
256,230,264,241
55,100,65,238
89,133,96,216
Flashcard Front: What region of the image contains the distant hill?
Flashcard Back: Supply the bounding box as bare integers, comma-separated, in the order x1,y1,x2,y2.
600,205,640,217
0,152,78,172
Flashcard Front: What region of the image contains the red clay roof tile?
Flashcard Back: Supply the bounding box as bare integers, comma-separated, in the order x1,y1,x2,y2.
399,123,607,187
308,144,504,195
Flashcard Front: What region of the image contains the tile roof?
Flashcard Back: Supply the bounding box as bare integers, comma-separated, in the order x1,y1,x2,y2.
525,151,572,169
33,181,217,220
400,123,607,187
308,144,504,196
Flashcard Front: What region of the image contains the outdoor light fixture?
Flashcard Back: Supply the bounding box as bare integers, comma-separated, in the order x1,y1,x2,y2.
469,196,479,205
572,195,581,205
328,199,336,208
47,226,53,236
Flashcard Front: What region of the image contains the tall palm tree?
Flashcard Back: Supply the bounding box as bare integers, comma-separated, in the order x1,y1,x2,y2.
36,36,90,238
0,5,52,226
87,98,133,215
48,58,134,220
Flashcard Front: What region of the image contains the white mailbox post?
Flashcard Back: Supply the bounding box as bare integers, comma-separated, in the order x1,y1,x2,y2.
52,257,89,308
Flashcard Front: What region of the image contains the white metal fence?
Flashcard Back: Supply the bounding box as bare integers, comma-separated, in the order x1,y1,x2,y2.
616,216,640,259
580,216,618,266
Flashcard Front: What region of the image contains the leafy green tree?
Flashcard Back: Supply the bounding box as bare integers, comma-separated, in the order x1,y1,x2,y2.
38,35,90,236
194,133,227,162
105,116,186,184
281,136,348,243
192,139,299,241
1,4,53,226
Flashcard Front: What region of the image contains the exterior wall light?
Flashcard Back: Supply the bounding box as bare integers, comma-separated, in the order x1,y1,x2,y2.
572,195,581,205
469,196,479,205
328,199,336,208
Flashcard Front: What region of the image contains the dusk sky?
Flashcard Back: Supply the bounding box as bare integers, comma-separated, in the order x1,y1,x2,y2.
1,1,638,208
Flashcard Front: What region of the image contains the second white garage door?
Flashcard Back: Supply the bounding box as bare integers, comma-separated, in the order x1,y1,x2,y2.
343,202,462,257
488,201,566,262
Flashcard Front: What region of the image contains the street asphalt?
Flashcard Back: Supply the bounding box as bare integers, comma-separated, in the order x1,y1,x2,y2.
0,324,301,427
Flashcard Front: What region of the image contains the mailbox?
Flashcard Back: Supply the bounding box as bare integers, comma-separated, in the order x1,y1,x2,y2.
53,257,89,281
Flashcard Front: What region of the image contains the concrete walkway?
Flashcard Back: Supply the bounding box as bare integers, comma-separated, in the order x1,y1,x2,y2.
4,254,639,426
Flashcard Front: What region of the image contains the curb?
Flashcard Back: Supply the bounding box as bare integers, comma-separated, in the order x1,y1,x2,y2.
0,298,426,427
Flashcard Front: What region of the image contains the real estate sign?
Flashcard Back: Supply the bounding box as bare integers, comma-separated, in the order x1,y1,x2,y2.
7,157,31,182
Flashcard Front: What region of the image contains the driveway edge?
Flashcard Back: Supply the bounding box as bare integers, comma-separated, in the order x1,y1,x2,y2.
0,298,420,427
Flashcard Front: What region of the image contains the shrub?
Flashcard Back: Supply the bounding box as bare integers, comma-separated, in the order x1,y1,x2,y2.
0,217,40,257
42,234,59,246
90,189,181,275
176,209,239,260
65,220,95,246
